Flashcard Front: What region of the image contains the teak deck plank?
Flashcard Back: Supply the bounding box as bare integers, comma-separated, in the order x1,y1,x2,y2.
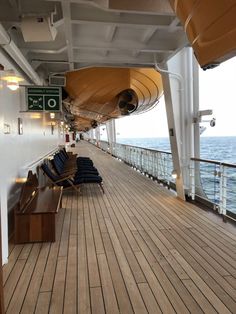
49,256,67,314
78,207,91,314
3,141,236,314
90,287,105,314
3,245,24,285
64,235,77,314
6,244,41,314
101,232,134,313
4,259,26,310
35,292,51,314
40,205,65,293
97,253,120,314
138,282,162,314
83,193,101,288
21,243,50,313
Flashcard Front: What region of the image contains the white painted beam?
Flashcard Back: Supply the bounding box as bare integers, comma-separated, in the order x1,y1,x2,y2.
54,18,65,28
105,25,117,42
168,17,180,32
70,3,177,27
141,27,158,44
132,50,140,57
29,46,67,54
50,0,174,16
0,23,41,84
61,1,74,70
73,43,175,53
72,56,156,65
72,18,182,31
102,50,109,57
30,52,166,68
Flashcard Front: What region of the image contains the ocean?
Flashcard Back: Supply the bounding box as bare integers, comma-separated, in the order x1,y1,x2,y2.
117,136,236,164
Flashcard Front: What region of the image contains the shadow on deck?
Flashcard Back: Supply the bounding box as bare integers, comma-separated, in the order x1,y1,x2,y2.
3,141,236,313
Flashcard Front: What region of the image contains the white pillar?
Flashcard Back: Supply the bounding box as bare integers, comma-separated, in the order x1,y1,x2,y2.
106,119,116,154
95,126,100,146
161,47,199,199
161,68,185,200
89,129,94,140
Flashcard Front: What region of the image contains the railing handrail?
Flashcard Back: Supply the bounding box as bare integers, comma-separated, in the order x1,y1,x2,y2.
191,157,236,168
102,140,172,155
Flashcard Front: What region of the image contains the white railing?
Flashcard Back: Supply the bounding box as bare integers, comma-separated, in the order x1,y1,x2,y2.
99,140,109,152
89,140,236,220
99,141,175,187
191,158,236,219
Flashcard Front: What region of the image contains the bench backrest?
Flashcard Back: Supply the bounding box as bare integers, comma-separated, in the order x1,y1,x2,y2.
19,171,39,211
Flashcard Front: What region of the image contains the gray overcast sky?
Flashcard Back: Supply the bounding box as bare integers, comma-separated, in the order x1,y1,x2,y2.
113,56,236,139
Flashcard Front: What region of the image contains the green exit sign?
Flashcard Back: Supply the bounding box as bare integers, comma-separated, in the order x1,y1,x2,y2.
26,86,61,112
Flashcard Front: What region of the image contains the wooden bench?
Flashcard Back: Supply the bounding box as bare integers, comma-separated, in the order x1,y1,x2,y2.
14,171,63,244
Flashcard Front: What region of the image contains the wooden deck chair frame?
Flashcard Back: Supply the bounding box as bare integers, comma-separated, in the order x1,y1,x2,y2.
41,169,81,192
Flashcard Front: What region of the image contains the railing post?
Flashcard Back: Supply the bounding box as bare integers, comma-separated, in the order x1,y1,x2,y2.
152,152,154,177
127,146,130,164
140,150,143,172
164,154,168,183
160,153,164,181
157,152,160,179
190,159,195,200
219,164,227,216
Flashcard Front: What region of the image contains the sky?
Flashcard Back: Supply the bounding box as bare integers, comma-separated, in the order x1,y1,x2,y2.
111,56,236,139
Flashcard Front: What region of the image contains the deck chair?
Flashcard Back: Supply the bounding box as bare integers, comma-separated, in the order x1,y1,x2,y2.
51,153,99,177
41,163,104,193
58,150,78,168
51,154,76,175
59,150,95,169
61,149,94,167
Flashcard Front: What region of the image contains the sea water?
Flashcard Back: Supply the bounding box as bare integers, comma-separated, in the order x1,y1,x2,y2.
117,136,236,214
117,136,236,164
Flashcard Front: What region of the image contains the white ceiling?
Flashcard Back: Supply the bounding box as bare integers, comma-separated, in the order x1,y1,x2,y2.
0,0,188,80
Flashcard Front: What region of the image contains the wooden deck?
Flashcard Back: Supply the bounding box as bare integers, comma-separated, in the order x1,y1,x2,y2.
3,141,236,314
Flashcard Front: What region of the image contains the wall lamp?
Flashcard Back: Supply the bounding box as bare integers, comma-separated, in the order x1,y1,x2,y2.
15,177,27,183
171,169,178,179
0,65,24,91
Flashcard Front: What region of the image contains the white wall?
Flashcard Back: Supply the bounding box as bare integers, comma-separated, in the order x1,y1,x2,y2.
0,52,63,263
